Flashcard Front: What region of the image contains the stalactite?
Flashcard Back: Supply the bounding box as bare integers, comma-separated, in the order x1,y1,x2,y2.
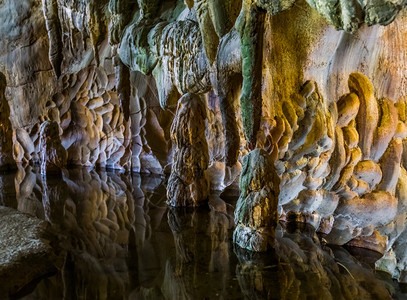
194,0,220,65
208,0,241,38
39,120,67,175
236,0,266,147
108,0,137,45
115,59,131,122
306,0,402,32
217,30,242,167
138,0,159,19
41,0,63,77
0,73,16,171
87,1,108,66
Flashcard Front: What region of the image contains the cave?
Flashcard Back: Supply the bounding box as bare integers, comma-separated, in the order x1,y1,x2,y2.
1,0,407,299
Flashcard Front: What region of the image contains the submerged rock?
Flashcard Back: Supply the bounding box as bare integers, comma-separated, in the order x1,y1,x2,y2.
0,206,56,297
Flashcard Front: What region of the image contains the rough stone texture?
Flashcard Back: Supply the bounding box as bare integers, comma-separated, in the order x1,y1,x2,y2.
2,0,407,285
306,0,405,32
234,149,280,251
167,93,210,207
39,120,67,175
233,70,407,284
0,73,15,170
267,74,406,252
1,0,407,176
0,206,56,297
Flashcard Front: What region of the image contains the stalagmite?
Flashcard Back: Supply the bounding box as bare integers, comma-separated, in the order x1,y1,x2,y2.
167,93,210,207
233,149,280,251
2,0,407,295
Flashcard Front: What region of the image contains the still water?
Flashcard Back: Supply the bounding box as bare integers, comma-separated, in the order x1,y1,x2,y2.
1,166,406,299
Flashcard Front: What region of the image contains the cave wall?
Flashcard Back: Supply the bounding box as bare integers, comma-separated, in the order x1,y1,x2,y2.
3,0,406,175
0,0,175,172
2,0,407,282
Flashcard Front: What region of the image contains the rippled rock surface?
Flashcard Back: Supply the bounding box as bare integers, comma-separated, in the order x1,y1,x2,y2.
2,0,407,296
2,0,407,243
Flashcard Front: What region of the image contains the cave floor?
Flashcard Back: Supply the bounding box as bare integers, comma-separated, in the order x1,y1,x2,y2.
0,167,406,299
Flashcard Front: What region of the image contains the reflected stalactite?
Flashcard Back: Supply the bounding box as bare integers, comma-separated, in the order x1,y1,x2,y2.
208,209,233,274
235,223,395,299
11,167,145,299
162,206,235,299
0,168,403,298
41,170,69,225
15,165,46,219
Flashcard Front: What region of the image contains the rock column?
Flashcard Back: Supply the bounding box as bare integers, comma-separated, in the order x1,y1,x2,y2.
233,149,280,251
167,93,209,207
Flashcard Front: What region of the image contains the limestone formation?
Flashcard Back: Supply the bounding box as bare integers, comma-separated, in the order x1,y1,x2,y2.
0,73,15,170
231,71,407,285
234,149,280,251
0,206,57,296
216,30,242,167
236,1,266,147
2,0,407,289
167,93,210,207
39,120,67,175
108,0,136,45
306,0,405,32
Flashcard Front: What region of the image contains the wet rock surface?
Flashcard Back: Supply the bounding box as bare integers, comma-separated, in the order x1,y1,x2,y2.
234,149,280,251
166,93,210,207
2,0,407,296
0,206,56,297
231,74,407,283
0,73,15,171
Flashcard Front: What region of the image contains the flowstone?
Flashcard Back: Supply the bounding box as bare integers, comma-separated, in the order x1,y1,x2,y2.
39,120,67,175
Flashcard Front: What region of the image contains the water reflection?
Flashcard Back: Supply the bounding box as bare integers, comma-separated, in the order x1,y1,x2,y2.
0,167,404,299
235,223,396,299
